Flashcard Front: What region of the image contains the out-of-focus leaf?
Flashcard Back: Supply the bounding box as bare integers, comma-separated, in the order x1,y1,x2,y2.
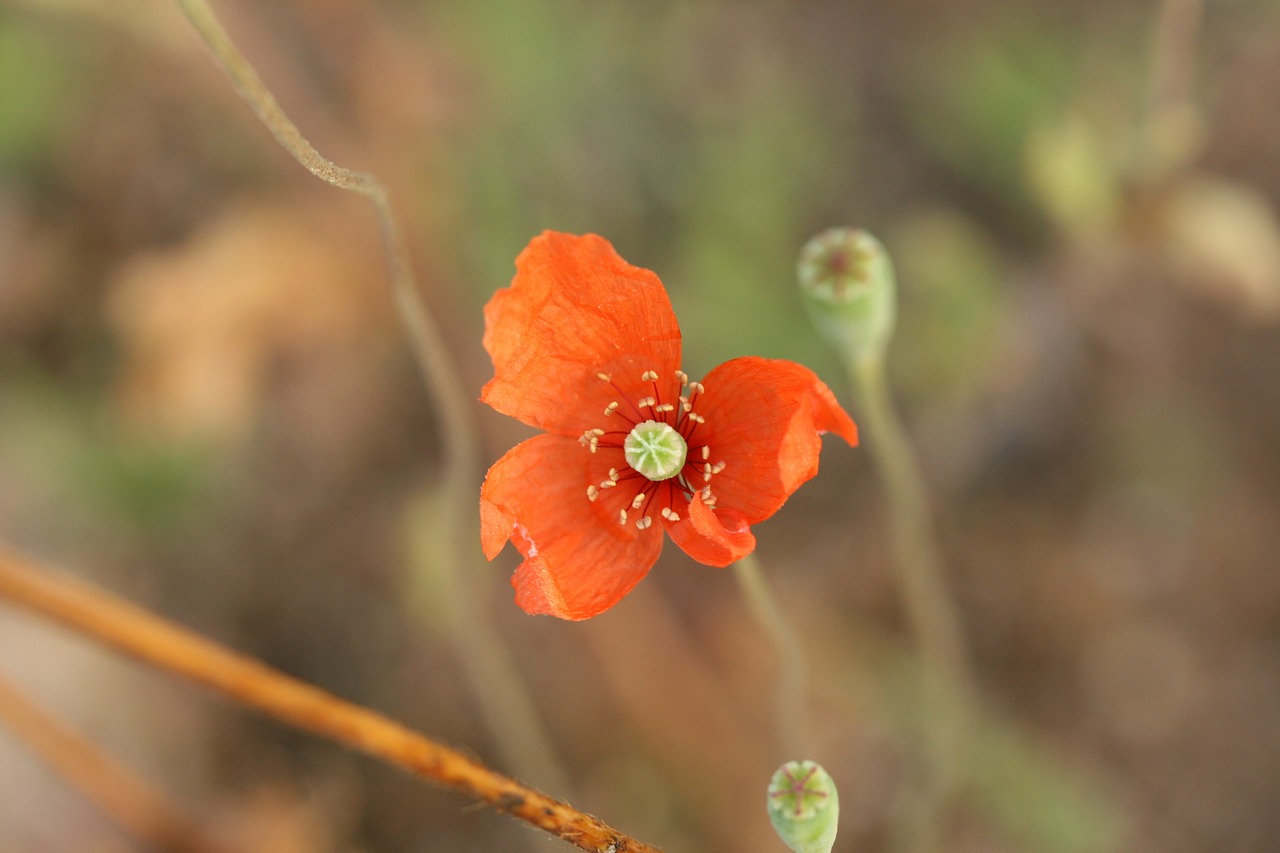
1025,110,1121,239
0,20,79,176
1156,174,1280,321
888,209,1009,399
106,202,390,443
969,719,1125,853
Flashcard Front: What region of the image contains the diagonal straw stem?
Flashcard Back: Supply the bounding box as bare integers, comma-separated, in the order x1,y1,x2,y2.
0,545,659,853
0,670,227,853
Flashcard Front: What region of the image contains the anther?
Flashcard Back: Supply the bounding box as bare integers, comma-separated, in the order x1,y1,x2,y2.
660,507,681,522
630,493,645,509
688,413,706,424
675,370,688,385
604,401,620,416
586,485,599,501
703,463,713,482
638,396,656,409
690,382,705,394
636,516,652,530
701,446,710,460
641,370,659,382
654,403,675,413
712,461,726,474
597,372,611,382
618,509,628,525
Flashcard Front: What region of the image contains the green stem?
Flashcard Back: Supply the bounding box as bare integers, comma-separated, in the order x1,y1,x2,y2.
172,0,569,797
845,353,974,852
733,552,812,758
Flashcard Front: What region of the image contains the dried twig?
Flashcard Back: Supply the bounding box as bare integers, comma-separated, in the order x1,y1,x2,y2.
0,546,660,853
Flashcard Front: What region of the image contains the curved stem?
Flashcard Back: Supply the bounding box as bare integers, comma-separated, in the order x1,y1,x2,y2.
0,546,660,853
732,552,812,758
172,0,569,795
172,0,476,495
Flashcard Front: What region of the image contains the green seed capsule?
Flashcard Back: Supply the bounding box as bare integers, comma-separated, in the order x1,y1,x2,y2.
798,228,897,365
767,760,840,853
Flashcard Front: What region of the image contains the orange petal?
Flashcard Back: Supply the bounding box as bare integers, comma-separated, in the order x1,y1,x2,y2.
481,232,682,436
694,357,857,524
480,434,663,619
665,493,756,567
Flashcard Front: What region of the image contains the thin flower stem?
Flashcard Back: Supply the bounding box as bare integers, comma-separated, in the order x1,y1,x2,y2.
732,552,812,758
844,353,974,852
171,0,569,796
171,0,476,503
0,670,226,853
0,546,660,853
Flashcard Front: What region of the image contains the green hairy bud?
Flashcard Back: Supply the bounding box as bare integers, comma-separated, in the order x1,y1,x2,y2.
797,227,897,364
767,760,840,853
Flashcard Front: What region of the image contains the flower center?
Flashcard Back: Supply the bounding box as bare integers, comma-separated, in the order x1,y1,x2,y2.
580,368,727,530
623,420,687,481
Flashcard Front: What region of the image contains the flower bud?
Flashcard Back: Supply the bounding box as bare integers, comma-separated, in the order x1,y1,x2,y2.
798,227,896,364
767,760,840,853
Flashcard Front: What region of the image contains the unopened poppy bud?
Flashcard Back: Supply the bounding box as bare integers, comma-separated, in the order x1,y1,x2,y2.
767,760,839,853
798,227,896,364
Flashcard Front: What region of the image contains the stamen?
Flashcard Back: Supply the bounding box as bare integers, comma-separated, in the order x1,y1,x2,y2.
641,370,659,382
688,413,705,424
703,463,713,482
630,493,645,509
654,403,675,413
689,381,705,394
701,446,710,460
675,369,688,385
618,509,628,525
660,507,681,522
586,485,599,501
597,372,611,382
712,461,726,474
638,396,656,409
604,401,620,416
636,516,652,530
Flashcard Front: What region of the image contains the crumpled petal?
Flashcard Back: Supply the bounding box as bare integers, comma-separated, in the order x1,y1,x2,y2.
481,433,663,619
665,493,756,567
694,356,857,524
481,232,682,436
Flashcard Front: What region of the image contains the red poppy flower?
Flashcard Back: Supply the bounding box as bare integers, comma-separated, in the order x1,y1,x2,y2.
480,231,858,620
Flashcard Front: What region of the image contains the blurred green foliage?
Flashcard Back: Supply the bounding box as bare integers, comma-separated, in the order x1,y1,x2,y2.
0,19,81,178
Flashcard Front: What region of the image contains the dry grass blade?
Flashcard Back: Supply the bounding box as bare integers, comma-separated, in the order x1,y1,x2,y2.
0,670,226,853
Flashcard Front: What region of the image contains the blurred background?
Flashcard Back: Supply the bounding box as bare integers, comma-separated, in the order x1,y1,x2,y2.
1,0,1279,851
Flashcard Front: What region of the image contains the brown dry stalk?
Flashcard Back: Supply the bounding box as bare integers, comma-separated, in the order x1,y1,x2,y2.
0,546,661,853
0,670,225,853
